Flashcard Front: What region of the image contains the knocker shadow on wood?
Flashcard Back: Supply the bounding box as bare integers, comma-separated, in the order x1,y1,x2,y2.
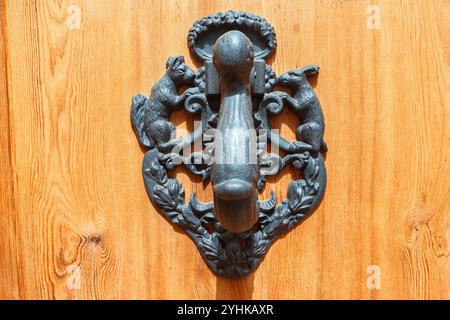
216,273,255,299
130,11,327,279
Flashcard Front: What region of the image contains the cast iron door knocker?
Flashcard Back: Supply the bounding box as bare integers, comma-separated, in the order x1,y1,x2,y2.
131,11,327,278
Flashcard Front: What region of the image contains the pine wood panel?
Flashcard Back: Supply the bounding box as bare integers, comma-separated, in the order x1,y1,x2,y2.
0,0,448,299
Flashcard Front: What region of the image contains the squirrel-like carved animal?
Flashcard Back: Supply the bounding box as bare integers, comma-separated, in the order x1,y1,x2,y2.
277,65,327,153
131,56,197,152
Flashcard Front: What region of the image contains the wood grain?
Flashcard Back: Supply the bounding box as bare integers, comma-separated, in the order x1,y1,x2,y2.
0,0,448,299
0,0,21,300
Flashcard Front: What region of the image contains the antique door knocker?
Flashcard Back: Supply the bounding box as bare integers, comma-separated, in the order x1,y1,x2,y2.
131,11,327,278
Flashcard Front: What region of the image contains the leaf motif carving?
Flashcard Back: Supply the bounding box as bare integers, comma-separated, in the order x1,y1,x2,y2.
287,180,306,212
199,236,223,262
153,185,176,211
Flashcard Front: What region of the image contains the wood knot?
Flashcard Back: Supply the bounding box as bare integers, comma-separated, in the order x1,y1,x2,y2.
89,234,103,244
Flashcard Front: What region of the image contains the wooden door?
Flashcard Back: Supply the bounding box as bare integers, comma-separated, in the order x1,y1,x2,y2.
1,0,448,300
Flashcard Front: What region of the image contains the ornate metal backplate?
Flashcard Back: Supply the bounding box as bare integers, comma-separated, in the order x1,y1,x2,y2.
131,11,327,278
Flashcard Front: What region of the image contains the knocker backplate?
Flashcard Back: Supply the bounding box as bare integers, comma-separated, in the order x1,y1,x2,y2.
131,10,327,278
